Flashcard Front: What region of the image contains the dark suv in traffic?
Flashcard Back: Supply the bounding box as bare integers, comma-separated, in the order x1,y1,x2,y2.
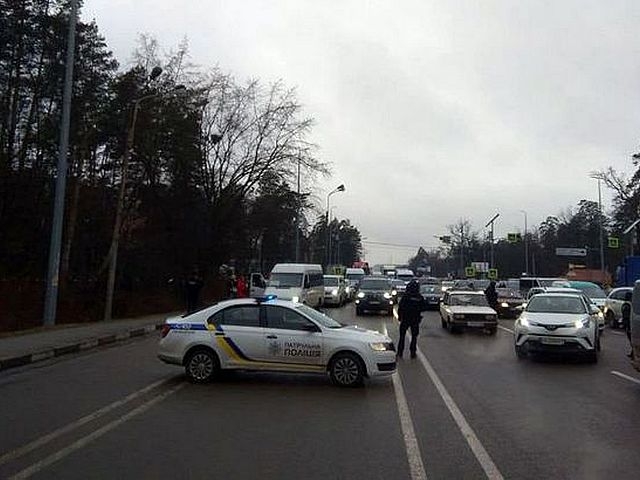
355,276,395,316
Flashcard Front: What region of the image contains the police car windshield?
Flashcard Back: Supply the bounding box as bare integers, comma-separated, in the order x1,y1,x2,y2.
297,304,342,328
527,296,587,314
449,294,489,307
324,277,340,286
268,273,303,288
359,279,391,290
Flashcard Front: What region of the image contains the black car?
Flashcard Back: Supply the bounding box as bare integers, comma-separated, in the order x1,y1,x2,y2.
495,287,525,318
420,284,443,310
355,277,395,315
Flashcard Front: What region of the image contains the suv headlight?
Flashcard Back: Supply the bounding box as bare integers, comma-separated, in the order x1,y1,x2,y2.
520,317,530,327
574,318,590,329
357,292,365,299
501,302,509,308
383,292,392,299
370,342,394,351
331,289,338,296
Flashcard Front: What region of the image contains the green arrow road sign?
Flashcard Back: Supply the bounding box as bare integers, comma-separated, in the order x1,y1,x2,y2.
488,268,498,280
608,237,619,249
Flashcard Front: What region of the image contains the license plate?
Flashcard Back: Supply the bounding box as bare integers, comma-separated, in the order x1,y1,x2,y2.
467,321,484,327
541,337,564,345
369,301,380,305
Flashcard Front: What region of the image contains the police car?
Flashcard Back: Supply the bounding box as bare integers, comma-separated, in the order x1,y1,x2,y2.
158,296,397,387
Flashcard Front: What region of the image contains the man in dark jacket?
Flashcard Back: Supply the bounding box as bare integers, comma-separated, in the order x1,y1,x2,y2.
484,281,498,310
185,269,204,313
622,291,633,358
397,280,428,359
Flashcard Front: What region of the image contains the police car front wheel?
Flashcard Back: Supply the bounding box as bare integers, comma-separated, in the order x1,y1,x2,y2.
185,349,220,383
329,352,365,387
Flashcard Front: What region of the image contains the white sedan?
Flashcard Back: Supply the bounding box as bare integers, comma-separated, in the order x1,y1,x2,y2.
514,293,600,362
158,297,397,387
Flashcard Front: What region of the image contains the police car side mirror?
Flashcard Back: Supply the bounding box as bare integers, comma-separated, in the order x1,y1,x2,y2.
302,324,321,333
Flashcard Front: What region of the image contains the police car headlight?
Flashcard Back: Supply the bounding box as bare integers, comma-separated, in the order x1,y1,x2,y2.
383,292,392,299
357,292,365,299
370,342,394,351
332,289,338,296
292,296,299,303
501,302,509,308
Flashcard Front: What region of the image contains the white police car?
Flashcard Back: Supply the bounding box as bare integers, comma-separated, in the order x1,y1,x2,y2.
158,296,397,387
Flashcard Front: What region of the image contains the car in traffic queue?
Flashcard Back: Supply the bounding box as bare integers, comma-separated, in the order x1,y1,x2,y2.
495,286,525,318
323,275,347,306
514,293,601,363
390,279,406,303
526,287,605,332
420,283,443,310
158,296,397,387
566,281,607,312
439,290,498,334
603,287,633,329
345,267,366,301
355,276,395,316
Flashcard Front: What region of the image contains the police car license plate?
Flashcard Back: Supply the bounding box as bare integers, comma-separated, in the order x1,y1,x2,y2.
467,321,484,327
541,337,564,345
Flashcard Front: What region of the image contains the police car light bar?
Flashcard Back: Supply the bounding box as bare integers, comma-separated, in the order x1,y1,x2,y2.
254,295,278,303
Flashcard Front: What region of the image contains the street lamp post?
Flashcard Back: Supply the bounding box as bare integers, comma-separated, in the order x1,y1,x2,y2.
590,174,606,277
485,213,500,269
103,81,187,321
43,0,79,326
520,210,529,274
325,184,345,267
295,158,301,262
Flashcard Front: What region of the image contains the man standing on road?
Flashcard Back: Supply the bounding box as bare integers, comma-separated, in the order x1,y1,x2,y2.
397,280,427,359
622,290,633,358
484,281,498,311
185,268,204,313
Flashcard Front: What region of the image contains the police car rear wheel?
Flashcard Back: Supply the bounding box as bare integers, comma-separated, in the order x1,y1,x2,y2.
330,353,364,387
186,349,219,383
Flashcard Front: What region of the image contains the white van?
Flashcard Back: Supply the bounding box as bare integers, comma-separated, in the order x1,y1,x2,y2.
264,264,324,307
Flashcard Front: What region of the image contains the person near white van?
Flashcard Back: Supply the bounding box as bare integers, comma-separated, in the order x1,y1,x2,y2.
264,264,324,308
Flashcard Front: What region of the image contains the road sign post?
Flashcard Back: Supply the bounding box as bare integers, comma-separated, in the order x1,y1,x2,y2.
608,237,619,249
465,266,476,278
488,268,498,280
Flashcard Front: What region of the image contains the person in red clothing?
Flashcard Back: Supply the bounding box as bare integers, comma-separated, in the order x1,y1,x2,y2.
236,274,248,298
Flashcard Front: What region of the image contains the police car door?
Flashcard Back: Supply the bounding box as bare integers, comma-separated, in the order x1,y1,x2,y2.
262,305,324,366
207,304,264,367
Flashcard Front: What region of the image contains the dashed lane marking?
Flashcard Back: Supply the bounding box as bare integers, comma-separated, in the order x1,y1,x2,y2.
0,377,174,467
611,370,640,386
392,373,428,480
8,382,185,480
416,349,504,480
497,325,514,334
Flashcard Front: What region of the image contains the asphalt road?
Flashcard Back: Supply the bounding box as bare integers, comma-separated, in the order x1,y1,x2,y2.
1,304,639,479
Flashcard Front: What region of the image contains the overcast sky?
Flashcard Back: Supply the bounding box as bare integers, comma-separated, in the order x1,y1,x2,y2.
83,0,640,265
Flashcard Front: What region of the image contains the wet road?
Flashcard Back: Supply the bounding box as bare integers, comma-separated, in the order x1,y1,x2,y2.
1,305,639,479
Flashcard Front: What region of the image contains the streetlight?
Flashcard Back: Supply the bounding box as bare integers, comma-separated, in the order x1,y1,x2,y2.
589,174,606,278
103,80,190,322
520,210,529,274
325,184,345,267
43,0,79,326
484,213,500,269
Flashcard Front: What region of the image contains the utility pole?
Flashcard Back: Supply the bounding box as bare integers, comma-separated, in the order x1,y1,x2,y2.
485,213,500,269
43,0,79,326
597,178,605,276
295,158,301,262
520,210,529,274
459,224,464,276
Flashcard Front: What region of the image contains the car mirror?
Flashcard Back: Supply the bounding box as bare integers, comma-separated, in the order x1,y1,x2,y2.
302,324,320,333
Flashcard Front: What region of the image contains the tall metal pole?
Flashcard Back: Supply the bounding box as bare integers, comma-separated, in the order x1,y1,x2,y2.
43,0,79,326
295,158,300,262
597,179,605,276
325,195,331,268
521,210,529,274
459,224,464,276
490,222,495,268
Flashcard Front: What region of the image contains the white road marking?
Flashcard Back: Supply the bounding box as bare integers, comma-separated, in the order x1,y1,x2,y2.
609,331,625,336
0,377,173,467
416,349,504,480
611,370,640,386
497,325,514,334
392,373,428,480
8,382,185,480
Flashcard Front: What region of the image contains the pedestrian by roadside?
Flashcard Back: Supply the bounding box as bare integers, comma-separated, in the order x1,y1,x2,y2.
397,280,428,359
185,268,204,313
236,274,248,298
484,280,499,311
622,291,634,358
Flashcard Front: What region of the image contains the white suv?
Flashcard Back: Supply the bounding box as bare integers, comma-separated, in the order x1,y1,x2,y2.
603,287,633,329
514,293,601,363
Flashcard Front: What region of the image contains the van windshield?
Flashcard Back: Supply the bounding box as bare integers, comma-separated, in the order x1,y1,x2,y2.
268,273,303,288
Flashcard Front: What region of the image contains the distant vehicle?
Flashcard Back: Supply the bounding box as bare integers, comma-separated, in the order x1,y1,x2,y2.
249,273,267,297
565,267,611,287
495,287,525,318
566,281,607,311
355,276,395,316
382,265,397,277
603,287,633,329
616,256,640,287
439,290,498,334
395,268,415,282
453,279,490,291
440,280,456,292
264,264,324,307
514,293,601,362
345,268,366,300
420,284,443,310
519,277,567,294
390,279,406,304
158,297,397,387
351,261,370,275
323,275,347,306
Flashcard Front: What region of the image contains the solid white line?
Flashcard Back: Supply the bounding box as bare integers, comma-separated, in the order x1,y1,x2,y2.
609,331,625,336
416,349,504,480
9,382,185,480
392,373,428,480
497,325,514,334
0,377,173,467
611,370,640,386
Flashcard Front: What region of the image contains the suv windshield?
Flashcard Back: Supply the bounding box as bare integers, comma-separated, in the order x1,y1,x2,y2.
359,279,391,290
573,284,607,299
449,294,489,307
527,296,587,314
268,273,303,288
323,277,339,286
296,304,342,328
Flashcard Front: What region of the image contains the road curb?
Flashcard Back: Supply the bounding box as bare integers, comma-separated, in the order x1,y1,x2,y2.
0,323,164,372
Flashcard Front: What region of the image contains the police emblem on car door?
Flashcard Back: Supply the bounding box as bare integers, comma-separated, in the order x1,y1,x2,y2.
263,305,324,366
